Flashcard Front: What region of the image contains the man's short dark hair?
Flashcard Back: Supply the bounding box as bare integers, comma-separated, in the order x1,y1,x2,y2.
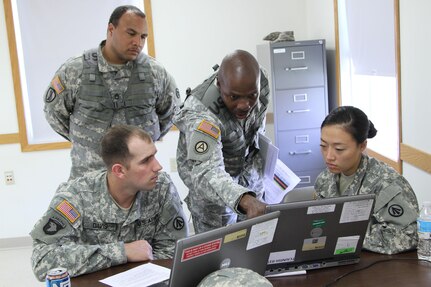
101,125,152,169
109,5,146,27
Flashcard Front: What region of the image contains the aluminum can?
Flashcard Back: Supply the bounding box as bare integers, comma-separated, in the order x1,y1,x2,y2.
46,267,71,287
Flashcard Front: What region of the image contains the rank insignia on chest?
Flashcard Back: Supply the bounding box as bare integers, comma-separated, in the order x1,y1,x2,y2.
197,120,220,140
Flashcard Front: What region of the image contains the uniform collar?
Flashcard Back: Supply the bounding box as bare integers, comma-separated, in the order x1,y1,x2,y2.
97,41,133,73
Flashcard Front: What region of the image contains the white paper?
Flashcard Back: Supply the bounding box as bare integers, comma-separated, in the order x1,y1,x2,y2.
264,159,301,204
258,133,279,178
99,263,170,287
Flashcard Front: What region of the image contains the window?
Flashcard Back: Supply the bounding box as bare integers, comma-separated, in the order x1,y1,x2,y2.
335,0,401,171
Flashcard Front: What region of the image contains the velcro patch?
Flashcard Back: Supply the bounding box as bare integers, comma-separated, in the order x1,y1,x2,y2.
173,216,185,230
56,200,80,223
51,75,65,94
43,217,66,235
197,120,220,139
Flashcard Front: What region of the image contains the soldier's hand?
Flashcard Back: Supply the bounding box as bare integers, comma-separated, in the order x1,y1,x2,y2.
239,194,267,219
125,240,154,262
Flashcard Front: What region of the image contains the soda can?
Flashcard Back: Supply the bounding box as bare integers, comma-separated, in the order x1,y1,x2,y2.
46,267,71,287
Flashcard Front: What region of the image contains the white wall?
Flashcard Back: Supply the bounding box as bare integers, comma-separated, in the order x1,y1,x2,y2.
0,0,429,241
0,0,309,240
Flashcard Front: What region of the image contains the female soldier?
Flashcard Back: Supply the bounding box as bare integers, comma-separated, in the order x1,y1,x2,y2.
315,106,418,254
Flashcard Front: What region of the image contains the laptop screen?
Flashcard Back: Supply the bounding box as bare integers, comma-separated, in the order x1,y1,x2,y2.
168,211,280,287
265,194,375,275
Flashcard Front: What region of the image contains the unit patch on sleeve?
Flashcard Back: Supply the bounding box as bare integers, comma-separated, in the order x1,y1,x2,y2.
197,120,220,140
173,216,185,230
195,141,209,154
51,75,65,95
45,88,57,103
56,199,80,223
43,217,66,235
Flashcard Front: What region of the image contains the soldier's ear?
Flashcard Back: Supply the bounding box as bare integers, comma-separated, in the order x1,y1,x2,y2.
112,163,126,178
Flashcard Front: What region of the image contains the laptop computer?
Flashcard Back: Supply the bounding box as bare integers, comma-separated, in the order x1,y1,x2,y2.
159,211,280,287
265,194,375,275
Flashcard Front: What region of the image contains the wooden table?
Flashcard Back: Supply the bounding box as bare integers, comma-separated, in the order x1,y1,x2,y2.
71,251,431,286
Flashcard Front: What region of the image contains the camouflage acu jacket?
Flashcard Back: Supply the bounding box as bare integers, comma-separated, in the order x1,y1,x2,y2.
30,171,187,281
315,154,419,254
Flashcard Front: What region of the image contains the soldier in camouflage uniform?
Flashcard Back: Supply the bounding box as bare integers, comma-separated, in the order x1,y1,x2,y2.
315,106,418,255
198,267,272,287
30,125,188,281
175,50,269,233
43,5,180,180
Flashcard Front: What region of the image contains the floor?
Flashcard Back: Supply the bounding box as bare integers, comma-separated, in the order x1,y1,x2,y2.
0,246,45,286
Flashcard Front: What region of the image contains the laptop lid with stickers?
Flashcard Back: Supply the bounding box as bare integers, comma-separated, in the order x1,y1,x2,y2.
168,211,280,287
265,194,375,275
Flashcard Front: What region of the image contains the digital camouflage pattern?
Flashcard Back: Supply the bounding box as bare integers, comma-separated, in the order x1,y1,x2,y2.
30,171,188,281
174,69,269,233
44,41,180,180
198,267,272,287
315,154,419,255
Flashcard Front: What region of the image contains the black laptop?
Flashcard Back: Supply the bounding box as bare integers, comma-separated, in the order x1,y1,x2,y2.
265,194,375,275
162,211,280,287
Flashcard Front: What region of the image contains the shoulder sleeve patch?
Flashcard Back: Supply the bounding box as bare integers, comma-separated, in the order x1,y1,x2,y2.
187,131,217,162
56,199,80,223
197,120,220,140
51,75,65,94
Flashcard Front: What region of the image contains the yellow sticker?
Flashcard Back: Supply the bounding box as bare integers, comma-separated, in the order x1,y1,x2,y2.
224,228,247,243
51,75,65,94
302,237,326,251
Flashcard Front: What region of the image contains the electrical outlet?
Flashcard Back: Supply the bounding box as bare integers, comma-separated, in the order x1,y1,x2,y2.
5,171,15,185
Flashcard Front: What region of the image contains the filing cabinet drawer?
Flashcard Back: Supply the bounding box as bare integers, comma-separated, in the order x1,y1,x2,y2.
276,128,325,172
272,44,325,89
294,168,325,187
275,87,326,131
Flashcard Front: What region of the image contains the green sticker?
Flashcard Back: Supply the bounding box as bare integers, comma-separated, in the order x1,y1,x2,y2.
312,219,326,228
334,247,356,255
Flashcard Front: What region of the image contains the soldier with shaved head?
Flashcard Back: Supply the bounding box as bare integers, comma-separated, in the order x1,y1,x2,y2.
175,50,270,233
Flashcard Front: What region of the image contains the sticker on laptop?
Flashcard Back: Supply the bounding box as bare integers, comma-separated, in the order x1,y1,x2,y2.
334,235,360,255
181,238,222,262
246,218,278,250
340,199,374,223
224,229,247,244
302,236,327,251
267,250,296,265
307,204,336,214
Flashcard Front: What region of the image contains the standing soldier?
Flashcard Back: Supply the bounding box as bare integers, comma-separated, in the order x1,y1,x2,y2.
175,50,269,233
44,5,180,180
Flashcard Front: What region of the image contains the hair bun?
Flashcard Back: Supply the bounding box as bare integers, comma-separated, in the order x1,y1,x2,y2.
368,120,378,138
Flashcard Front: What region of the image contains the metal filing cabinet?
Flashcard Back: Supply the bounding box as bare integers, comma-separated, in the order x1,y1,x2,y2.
257,39,328,187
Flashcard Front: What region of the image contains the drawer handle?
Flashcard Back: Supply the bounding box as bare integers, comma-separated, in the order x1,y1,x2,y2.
287,109,310,114
285,66,309,71
289,150,312,155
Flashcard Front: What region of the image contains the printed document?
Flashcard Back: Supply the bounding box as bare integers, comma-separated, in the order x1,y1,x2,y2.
259,133,300,204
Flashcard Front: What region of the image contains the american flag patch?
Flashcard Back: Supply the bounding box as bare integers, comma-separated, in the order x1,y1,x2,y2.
197,120,220,139
56,200,80,223
51,75,65,94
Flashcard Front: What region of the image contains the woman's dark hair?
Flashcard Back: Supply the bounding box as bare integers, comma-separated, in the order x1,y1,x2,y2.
108,5,146,27
321,106,377,144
